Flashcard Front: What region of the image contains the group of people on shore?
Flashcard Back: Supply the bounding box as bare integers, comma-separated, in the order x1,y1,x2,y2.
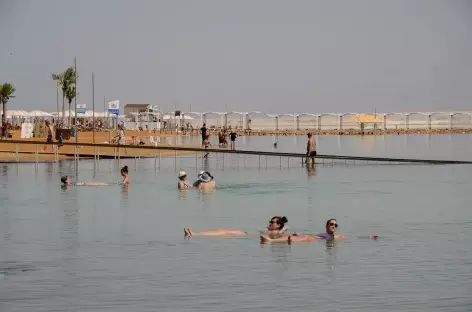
184,216,378,244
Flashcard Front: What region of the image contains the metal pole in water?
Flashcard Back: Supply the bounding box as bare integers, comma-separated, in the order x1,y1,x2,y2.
279,156,281,168
174,150,177,169
35,144,38,163
195,151,197,168
266,155,268,170
15,143,18,163
159,150,161,168
259,155,261,169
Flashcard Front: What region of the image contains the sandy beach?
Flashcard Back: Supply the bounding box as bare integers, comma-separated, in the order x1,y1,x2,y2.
0,130,197,162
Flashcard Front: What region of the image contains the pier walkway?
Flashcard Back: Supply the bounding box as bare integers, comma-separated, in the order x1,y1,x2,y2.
0,140,470,165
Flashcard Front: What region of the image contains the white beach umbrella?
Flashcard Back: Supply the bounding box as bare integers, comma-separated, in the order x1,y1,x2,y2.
162,114,194,120
53,111,75,117
29,110,53,117
6,110,29,117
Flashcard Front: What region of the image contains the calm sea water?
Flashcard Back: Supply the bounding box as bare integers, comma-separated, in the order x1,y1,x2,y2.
1,135,472,311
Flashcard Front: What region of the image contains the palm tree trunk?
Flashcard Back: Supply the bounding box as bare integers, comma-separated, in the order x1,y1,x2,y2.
68,100,72,129
62,97,65,127
2,103,5,124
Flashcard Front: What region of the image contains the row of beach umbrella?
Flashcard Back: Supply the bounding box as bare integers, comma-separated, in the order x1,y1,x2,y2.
5,110,195,120
6,110,119,118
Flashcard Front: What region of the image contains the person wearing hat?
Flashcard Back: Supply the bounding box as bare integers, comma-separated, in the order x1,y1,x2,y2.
177,171,193,189
192,170,214,187
195,171,215,191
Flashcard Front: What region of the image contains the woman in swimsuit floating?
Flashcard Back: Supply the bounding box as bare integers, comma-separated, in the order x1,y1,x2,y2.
184,216,289,237
260,218,378,244
60,175,108,187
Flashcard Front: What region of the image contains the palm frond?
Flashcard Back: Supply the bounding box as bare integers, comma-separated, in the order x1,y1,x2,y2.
0,83,16,105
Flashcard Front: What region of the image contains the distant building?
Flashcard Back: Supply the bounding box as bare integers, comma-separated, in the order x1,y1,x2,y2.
124,104,152,118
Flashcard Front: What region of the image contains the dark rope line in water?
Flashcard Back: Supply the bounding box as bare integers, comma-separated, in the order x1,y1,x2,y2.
5,140,472,165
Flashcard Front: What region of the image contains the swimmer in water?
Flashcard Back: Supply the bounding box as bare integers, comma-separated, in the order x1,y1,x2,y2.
184,216,289,237
178,171,193,189
60,175,108,187
260,218,378,244
120,166,130,185
192,171,215,191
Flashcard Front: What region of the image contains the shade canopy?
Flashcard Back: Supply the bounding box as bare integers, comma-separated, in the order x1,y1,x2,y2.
349,114,383,123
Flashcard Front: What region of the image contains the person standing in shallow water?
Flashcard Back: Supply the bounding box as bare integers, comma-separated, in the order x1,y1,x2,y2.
200,123,207,144
177,171,193,189
306,133,317,165
120,166,130,185
230,131,237,150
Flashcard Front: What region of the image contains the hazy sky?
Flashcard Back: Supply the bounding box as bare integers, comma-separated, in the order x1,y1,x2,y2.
1,0,471,114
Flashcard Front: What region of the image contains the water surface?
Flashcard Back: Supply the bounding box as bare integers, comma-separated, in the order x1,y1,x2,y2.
1,135,471,311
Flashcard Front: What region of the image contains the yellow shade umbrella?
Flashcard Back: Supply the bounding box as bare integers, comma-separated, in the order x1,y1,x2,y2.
349,114,383,123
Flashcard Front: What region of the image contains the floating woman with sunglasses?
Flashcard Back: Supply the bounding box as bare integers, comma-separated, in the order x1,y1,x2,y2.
184,216,288,237
260,218,378,243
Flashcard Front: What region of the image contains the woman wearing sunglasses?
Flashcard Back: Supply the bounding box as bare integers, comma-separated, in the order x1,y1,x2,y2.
261,218,378,243
184,216,288,237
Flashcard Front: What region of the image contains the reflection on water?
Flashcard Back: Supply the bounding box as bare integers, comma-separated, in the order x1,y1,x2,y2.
0,136,472,311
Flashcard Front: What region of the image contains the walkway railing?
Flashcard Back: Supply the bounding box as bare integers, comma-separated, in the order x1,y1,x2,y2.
0,140,471,165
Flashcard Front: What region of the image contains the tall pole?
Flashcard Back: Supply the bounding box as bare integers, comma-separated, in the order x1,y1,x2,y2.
92,72,95,143
74,57,78,146
106,96,111,143
56,85,59,125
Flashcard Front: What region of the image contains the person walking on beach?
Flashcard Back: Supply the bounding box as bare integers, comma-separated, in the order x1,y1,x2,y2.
42,120,55,152
200,123,207,144
230,131,237,150
114,126,127,154
306,133,316,165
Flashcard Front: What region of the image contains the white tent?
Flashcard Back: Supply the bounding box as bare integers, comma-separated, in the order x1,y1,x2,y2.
51,111,76,117
6,110,29,117
28,110,53,117
162,114,194,120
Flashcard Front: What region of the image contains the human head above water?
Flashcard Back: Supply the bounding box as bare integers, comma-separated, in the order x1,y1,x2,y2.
120,166,128,176
178,170,187,181
325,218,338,234
60,175,70,185
269,216,288,230
307,133,312,138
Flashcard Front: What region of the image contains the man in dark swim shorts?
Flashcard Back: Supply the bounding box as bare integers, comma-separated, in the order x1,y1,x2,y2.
306,133,317,165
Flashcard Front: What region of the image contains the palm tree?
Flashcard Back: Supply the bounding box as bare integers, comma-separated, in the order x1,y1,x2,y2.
0,83,16,124
51,72,65,126
52,66,76,127
64,84,76,128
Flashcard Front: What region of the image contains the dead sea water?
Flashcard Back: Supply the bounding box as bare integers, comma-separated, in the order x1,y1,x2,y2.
1,135,472,311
